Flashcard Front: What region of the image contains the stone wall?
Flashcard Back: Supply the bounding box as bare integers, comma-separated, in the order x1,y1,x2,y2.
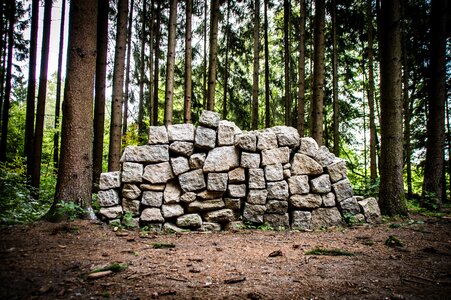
98,110,381,231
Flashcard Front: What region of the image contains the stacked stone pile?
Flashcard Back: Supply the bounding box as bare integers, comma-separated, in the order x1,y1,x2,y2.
98,110,381,231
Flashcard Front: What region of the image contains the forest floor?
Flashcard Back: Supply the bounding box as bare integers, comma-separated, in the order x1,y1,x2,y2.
1,213,451,300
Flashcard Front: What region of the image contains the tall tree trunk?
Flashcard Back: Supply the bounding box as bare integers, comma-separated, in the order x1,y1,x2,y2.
297,0,306,137
283,0,291,126
332,0,339,156
25,0,39,178
49,0,98,220
138,0,147,136
152,0,161,126
207,0,220,112
311,0,325,146
0,0,15,162
123,0,134,135
184,0,193,123
422,0,447,210
53,0,66,172
164,0,177,126
203,1,208,110
251,0,260,130
264,0,270,128
367,0,377,181
93,0,109,189
30,0,52,190
379,0,407,216
446,96,451,202
148,0,155,124
222,0,230,120
108,0,129,172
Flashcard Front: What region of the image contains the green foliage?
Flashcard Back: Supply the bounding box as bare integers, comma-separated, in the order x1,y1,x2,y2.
121,212,136,228
93,262,128,273
305,247,354,256
55,201,85,221
385,236,404,248
152,242,176,249
342,213,363,226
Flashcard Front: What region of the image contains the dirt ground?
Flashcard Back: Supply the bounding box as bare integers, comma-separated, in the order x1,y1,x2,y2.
1,214,451,300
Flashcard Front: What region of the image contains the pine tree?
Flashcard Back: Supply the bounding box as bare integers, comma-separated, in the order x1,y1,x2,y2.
164,0,178,126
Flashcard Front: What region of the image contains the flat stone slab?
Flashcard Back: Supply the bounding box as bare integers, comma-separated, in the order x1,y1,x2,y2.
203,146,240,172
143,162,174,184
168,124,195,142
199,110,221,128
178,169,206,192
148,126,168,144
121,145,169,163
99,171,121,190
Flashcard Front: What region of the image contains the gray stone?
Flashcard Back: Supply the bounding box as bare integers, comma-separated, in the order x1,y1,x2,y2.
261,147,290,166
291,153,323,176
358,197,381,223
176,213,203,227
354,196,365,201
326,159,347,183
310,174,332,193
148,126,168,144
178,169,206,192
203,146,240,172
353,213,366,223
169,141,194,157
197,222,221,232
224,198,241,210
217,120,242,146
338,197,361,215
199,110,221,128
170,156,190,176
271,126,300,148
264,164,283,181
322,192,336,207
241,152,261,168
122,199,140,216
267,181,289,200
121,145,169,163
264,213,290,229
197,190,224,200
283,169,291,179
163,181,182,203
140,183,166,191
228,167,246,183
122,184,141,199
194,126,217,150
247,189,268,205
189,153,207,169
283,163,291,169
248,168,265,189
140,208,165,223
162,204,184,218
187,199,225,212
207,173,228,192
313,146,336,167
311,207,344,229
99,171,121,190
228,184,247,198
290,194,322,209
180,192,197,203
235,132,257,152
98,189,120,207
100,206,123,219
299,137,319,157
122,162,143,183
225,221,245,231
332,178,354,202
143,162,174,184
204,209,235,223
266,200,288,214
142,191,163,207
168,124,196,142
243,204,267,224
291,211,312,230
163,223,186,233
288,175,310,195
256,130,278,150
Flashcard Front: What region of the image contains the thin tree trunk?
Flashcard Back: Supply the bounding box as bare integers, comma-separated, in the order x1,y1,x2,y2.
446,96,451,202
207,0,220,112
297,0,306,137
123,0,134,135
203,1,208,110
367,0,377,181
264,0,270,128
108,0,129,172
93,0,109,189
311,0,325,146
283,0,291,126
251,0,260,130
53,0,66,172
222,0,230,120
184,0,193,123
152,0,161,126
148,0,155,123
30,0,52,190
138,0,147,135
164,0,178,126
332,0,339,156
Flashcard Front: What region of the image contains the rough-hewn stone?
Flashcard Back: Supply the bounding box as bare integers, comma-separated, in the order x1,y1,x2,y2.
142,162,174,184
235,132,257,152
140,183,166,191
163,223,185,233
142,191,163,207
163,181,182,203
161,204,184,218
198,222,221,232
217,120,241,146
194,126,217,150
249,169,265,189
247,189,268,205
170,156,190,176
291,153,323,176
197,190,224,200
176,213,202,227
358,197,381,223
122,198,140,216
272,126,300,148
140,208,164,222
299,137,319,157
122,184,141,199
290,193,322,209
224,198,241,210
264,164,283,182
100,206,123,219
203,146,240,172
264,213,290,229
187,199,225,212
178,169,206,192
267,181,289,200
148,126,168,144
241,152,261,168
189,153,206,169
326,159,347,183
338,197,361,215
261,147,290,166
99,171,121,190
207,173,228,192
204,209,235,223
98,189,120,207
291,211,312,230
288,175,309,195
266,200,288,214
311,207,344,229
180,192,197,203
243,204,266,224
310,174,332,193
121,145,169,163
168,124,196,142
256,130,278,151
122,162,143,183
169,141,194,157
313,146,336,167
332,178,354,202
228,184,247,198
228,167,245,183
322,192,336,207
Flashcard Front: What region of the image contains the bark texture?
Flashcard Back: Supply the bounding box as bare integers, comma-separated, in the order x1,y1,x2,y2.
297,0,306,137
207,0,220,112
251,0,260,130
184,0,193,123
164,0,178,126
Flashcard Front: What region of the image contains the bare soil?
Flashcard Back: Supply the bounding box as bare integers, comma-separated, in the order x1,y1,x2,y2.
1,214,451,300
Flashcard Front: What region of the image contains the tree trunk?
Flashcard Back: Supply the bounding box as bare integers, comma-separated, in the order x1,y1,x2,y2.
297,0,306,137
123,0,134,135
164,0,177,126
31,0,52,191
421,0,447,210
367,0,377,181
152,0,161,126
93,0,109,189
138,0,147,136
0,0,15,162
379,0,407,216
203,1,208,110
108,0,129,172
332,0,339,156
283,0,291,126
53,0,66,172
25,0,39,178
148,0,155,124
207,0,220,112
184,0,193,123
251,0,260,130
311,0,325,146
49,0,98,220
446,96,451,203
222,0,230,120
264,0,270,128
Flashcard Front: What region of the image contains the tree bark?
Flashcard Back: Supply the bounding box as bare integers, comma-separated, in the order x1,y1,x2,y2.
207,0,220,112
283,0,291,126
379,0,407,216
251,0,260,130
297,0,306,137
264,0,270,128
152,0,161,126
108,0,129,172
222,0,230,120
203,1,208,110
332,0,339,156
164,0,178,126
123,0,134,135
367,0,377,181
93,0,109,189
184,0,193,123
138,0,147,135
148,0,155,124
